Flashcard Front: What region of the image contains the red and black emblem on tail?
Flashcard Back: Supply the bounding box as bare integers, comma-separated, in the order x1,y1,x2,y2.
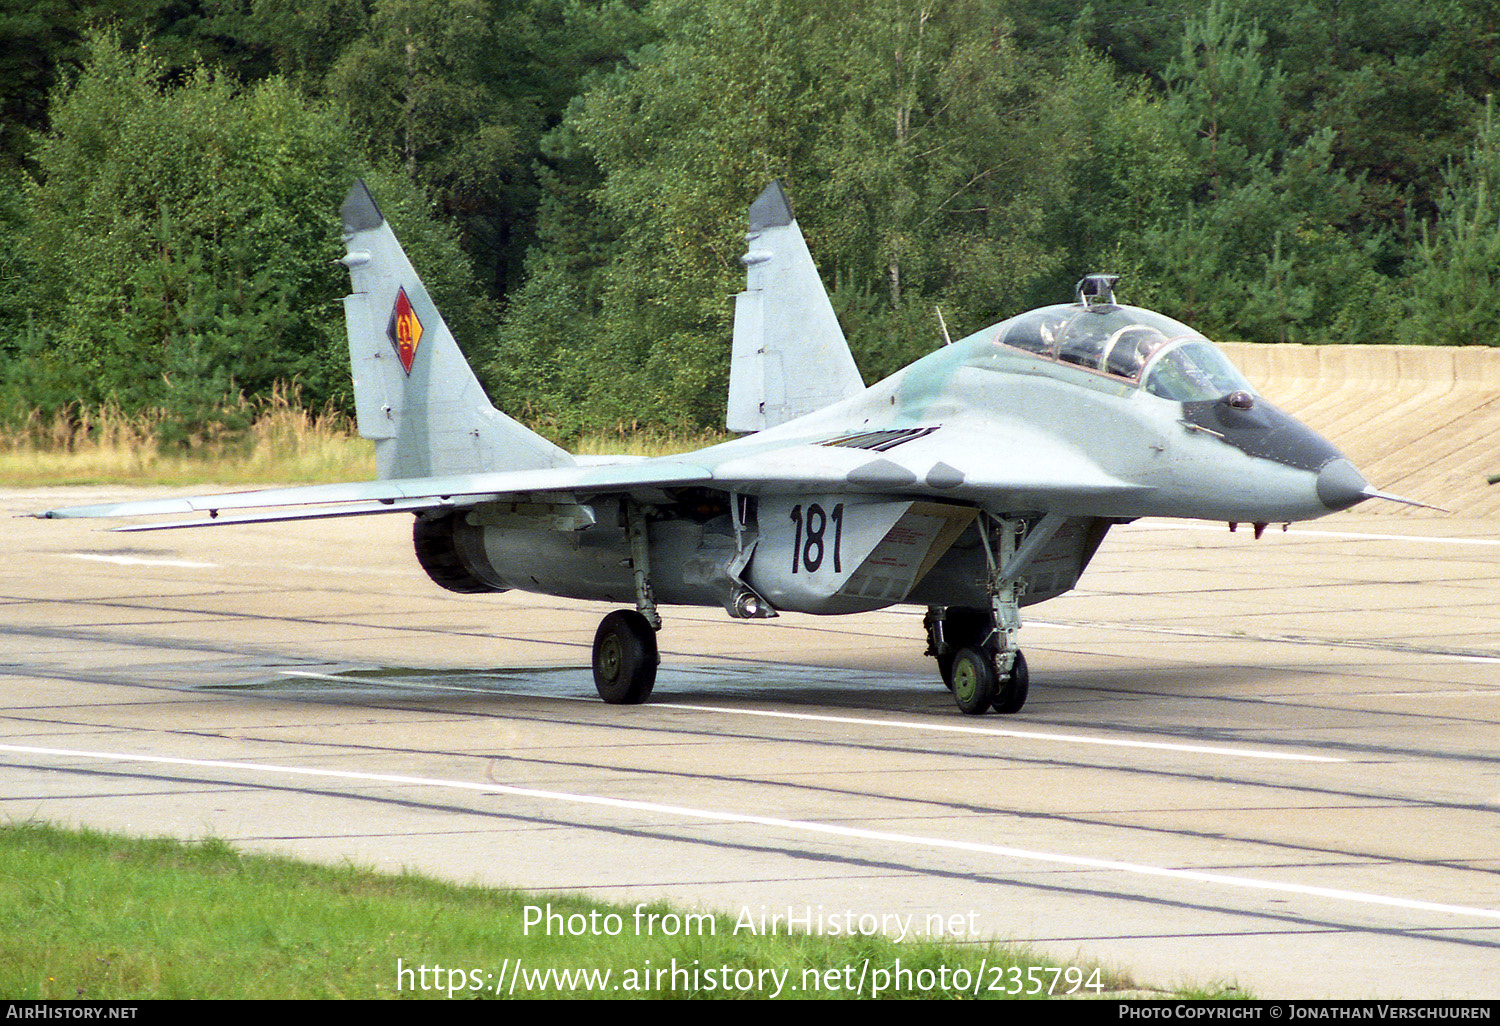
386,287,423,375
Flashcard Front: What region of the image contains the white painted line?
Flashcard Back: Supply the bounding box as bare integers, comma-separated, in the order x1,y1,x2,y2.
1143,522,1500,548
2,742,1490,923
659,704,1344,763
278,670,513,696
271,673,1341,761
65,553,217,569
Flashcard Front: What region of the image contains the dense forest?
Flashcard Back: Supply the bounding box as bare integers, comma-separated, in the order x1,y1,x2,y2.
2,0,1499,440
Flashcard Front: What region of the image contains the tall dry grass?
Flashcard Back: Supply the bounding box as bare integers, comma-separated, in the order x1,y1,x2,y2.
1,392,726,487
0,385,375,486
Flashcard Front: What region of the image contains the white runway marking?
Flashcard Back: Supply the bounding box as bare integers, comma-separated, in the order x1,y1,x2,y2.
277,670,510,694
271,673,1342,762
660,704,1344,763
7,742,1489,923
65,553,217,569
1153,522,1500,547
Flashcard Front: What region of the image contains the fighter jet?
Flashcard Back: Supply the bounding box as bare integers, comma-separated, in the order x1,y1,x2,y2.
39,181,1403,715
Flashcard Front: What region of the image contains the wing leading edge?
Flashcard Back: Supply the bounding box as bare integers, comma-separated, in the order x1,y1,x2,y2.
36,460,714,530
36,435,1153,531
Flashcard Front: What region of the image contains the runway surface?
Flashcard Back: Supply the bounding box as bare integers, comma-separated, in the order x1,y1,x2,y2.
4,487,1498,998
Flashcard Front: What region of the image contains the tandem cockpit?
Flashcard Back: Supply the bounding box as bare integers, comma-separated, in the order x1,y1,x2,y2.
987,274,1257,403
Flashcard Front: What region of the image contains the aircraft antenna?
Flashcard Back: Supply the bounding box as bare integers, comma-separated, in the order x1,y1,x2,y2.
935,306,953,346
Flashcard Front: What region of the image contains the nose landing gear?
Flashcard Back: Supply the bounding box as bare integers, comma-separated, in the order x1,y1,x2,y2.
925,513,1061,715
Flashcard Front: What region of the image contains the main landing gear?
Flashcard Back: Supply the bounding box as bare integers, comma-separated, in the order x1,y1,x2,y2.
592,499,661,704
592,609,658,704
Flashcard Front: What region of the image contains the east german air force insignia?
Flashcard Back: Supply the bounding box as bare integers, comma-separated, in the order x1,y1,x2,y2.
386,287,423,375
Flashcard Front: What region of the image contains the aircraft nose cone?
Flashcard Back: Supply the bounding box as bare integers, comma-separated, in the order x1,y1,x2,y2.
1316,458,1371,511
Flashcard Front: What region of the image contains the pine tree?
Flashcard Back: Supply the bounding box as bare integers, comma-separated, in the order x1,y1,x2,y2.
1402,97,1500,347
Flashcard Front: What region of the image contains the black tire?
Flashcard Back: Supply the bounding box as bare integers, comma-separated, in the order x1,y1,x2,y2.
933,607,992,690
992,649,1029,714
592,610,658,704
950,646,996,715
936,652,956,690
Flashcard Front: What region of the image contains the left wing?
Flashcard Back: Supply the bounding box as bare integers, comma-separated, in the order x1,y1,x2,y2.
35,460,713,531
38,425,1157,531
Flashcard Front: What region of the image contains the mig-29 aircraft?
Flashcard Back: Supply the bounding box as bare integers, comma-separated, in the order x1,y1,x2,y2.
40,181,1409,716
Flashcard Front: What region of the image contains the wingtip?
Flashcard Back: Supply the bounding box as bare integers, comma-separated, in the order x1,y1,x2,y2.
340,180,385,234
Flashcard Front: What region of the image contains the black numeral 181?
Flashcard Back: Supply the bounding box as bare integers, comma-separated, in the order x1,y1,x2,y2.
790,502,843,573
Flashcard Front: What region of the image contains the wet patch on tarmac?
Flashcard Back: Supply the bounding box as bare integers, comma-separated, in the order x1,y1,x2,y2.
189,661,947,709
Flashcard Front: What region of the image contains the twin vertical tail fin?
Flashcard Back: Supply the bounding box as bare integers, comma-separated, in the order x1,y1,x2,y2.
339,181,572,480
726,182,865,433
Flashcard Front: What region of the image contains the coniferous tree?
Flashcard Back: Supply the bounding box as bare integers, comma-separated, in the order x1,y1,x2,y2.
1402,98,1500,347
1138,0,1383,343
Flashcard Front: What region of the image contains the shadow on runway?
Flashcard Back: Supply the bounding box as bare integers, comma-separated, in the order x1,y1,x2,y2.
192,657,1297,717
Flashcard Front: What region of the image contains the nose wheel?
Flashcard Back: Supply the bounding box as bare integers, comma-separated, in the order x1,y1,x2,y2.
950,647,996,713
993,649,1028,714
926,513,1058,716
948,645,1029,715
927,606,993,691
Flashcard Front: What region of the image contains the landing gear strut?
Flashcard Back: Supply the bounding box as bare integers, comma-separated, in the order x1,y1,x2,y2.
925,513,1064,716
592,499,661,705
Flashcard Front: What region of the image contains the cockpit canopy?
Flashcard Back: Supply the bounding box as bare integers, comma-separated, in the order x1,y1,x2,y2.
992,303,1255,402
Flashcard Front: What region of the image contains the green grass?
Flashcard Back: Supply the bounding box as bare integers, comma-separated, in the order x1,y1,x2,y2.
0,822,1187,1000
573,426,728,459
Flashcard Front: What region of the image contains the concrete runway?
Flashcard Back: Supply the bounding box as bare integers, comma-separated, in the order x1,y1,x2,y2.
3,486,1498,998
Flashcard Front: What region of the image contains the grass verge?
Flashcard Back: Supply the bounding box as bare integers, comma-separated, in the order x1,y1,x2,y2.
0,822,1161,1000
0,392,375,487
1,402,725,488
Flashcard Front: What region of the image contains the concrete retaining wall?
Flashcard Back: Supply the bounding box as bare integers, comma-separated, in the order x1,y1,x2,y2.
1219,343,1500,517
